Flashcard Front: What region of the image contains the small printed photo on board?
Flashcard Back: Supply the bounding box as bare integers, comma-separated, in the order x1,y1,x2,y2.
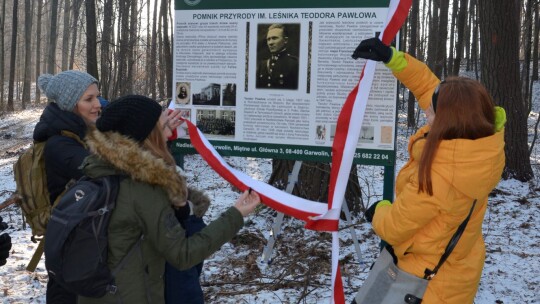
192,83,221,106
316,124,326,140
330,124,336,140
222,83,237,106
176,109,191,138
175,82,190,105
359,126,375,143
380,126,393,144
196,109,236,138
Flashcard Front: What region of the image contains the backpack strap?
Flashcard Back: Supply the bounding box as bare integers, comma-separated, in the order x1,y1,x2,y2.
26,178,78,272
60,130,87,149
106,235,144,298
26,239,45,272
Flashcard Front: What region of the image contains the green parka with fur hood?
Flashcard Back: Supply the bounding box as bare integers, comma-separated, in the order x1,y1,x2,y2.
77,129,244,304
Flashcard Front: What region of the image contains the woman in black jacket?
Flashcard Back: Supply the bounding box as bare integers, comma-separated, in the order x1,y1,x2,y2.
34,70,101,303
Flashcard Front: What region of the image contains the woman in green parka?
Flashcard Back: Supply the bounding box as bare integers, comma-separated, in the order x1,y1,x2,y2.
78,95,260,304
352,38,505,303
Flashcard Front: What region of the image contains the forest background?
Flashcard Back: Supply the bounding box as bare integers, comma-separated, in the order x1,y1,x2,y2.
0,0,539,302
0,0,538,197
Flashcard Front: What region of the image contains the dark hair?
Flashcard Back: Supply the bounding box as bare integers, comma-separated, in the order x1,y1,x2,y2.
418,77,496,195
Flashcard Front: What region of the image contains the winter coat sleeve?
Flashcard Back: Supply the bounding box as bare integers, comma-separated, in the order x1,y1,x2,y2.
372,175,441,251
390,53,441,111
131,183,244,271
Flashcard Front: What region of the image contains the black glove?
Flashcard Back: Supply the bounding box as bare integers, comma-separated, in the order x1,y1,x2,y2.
0,216,12,267
352,37,393,63
364,201,381,223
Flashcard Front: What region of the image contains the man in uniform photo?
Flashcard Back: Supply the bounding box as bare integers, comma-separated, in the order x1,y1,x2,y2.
256,24,299,90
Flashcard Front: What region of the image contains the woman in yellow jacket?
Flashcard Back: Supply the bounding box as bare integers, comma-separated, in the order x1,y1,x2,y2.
352,38,506,303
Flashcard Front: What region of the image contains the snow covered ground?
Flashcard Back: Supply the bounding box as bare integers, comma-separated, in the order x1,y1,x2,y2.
0,79,539,303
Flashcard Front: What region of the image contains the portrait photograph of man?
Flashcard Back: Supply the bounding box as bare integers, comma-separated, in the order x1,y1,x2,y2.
175,82,191,105
256,23,300,90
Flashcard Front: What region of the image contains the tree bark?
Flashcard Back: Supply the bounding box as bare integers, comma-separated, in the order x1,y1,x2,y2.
447,0,458,74
22,0,34,108
86,0,99,79
478,0,533,181
35,0,43,103
452,0,468,76
61,0,71,71
161,0,172,98
434,0,449,78
47,0,59,74
157,12,165,99
100,0,113,99
0,0,6,109
7,0,19,111
427,0,438,69
522,0,534,110
115,0,130,95
149,0,158,99
532,2,539,82
471,0,479,79
69,0,82,70
407,0,419,129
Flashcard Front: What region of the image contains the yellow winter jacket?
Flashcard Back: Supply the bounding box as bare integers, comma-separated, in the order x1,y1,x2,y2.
372,52,506,303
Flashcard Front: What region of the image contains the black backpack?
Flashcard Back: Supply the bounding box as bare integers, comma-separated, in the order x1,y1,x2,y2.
44,175,139,298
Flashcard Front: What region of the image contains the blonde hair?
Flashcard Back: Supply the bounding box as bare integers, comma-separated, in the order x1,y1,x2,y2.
142,122,176,167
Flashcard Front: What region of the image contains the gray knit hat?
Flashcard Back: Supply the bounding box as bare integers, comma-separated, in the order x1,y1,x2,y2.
37,70,98,111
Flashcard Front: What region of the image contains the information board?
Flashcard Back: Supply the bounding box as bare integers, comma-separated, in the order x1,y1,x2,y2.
172,0,396,166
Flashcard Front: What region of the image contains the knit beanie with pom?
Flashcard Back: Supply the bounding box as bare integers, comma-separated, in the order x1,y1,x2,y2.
96,95,162,142
37,70,98,111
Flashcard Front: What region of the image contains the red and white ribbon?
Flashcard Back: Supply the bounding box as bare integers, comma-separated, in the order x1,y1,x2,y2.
180,1,411,302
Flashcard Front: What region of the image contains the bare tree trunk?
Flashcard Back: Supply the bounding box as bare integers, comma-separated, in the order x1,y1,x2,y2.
465,0,472,71
452,0,468,76
427,0,438,68
478,0,533,181
7,0,19,111
125,0,137,94
86,0,98,79
161,0,172,98
35,0,43,103
407,0,420,129
145,0,150,95
149,0,158,99
100,0,113,99
521,0,533,111
448,0,458,74
61,0,71,70
116,0,130,95
471,0,479,79
434,0,449,78
69,0,82,70
47,0,59,74
0,0,5,109
532,2,539,82
22,0,34,108
157,11,164,99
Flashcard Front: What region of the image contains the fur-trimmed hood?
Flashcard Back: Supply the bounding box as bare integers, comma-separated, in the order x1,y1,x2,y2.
84,127,187,206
